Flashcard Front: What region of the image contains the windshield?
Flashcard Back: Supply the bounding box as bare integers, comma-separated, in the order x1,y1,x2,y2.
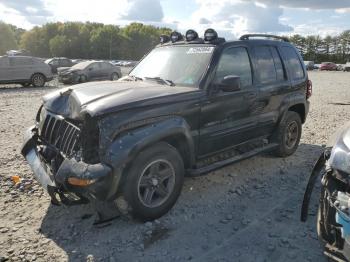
130,45,214,87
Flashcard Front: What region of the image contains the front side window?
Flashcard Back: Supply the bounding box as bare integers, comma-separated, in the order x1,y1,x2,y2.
214,47,252,88
281,46,305,80
131,45,214,87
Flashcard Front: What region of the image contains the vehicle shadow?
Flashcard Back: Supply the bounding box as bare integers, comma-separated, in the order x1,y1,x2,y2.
39,142,324,261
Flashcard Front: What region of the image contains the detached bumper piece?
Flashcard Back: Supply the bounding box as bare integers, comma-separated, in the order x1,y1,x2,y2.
21,126,113,206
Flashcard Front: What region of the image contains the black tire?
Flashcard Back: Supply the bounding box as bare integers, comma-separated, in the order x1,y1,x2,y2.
80,74,87,83
273,111,302,157
31,73,45,87
111,72,119,81
124,142,184,221
21,83,31,87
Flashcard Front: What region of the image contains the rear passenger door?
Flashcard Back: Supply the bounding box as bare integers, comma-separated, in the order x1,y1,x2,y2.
9,57,34,80
252,45,291,137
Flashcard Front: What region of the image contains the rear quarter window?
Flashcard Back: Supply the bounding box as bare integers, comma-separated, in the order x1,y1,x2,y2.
281,47,305,80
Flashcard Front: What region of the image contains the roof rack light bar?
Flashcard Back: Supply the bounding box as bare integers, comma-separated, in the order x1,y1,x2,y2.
239,34,289,42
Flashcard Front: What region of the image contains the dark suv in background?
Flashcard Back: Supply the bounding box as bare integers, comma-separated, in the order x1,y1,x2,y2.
22,30,311,221
45,57,74,74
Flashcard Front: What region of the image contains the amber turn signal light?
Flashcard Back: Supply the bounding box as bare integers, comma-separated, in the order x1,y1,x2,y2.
67,177,97,186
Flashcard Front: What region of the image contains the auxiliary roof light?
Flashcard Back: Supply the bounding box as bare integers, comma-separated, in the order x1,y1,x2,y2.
170,31,183,43
185,29,199,41
160,34,170,44
204,28,218,42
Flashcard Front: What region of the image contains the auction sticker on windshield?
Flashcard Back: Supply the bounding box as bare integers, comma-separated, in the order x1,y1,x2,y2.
186,47,214,54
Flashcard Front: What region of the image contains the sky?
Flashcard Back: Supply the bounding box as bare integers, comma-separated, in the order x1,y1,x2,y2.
0,0,350,39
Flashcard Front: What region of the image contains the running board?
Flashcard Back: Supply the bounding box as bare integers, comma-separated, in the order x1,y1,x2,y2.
187,143,278,177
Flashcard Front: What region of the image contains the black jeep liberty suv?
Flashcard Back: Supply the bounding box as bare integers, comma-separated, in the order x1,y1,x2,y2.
21,29,312,221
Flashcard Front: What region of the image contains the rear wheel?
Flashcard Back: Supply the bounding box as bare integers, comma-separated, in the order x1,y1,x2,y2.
273,111,302,157
111,72,119,81
31,74,45,87
124,142,184,221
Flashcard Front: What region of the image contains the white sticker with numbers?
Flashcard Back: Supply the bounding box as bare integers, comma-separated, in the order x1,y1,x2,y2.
186,47,214,54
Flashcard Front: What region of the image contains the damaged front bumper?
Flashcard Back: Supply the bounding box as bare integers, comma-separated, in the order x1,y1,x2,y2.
21,126,113,205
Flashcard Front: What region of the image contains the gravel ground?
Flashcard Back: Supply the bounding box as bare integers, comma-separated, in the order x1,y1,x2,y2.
1,71,350,262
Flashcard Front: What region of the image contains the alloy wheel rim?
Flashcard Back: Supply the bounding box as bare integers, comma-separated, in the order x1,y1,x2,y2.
137,159,176,208
33,75,44,86
285,121,299,149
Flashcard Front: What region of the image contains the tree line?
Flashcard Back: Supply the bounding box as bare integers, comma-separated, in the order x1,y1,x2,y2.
289,32,350,63
0,21,171,60
0,21,349,63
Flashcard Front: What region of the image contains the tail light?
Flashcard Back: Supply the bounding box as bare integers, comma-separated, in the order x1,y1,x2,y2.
306,79,312,99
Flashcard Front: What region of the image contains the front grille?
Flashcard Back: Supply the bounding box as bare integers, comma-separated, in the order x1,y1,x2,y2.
40,112,81,157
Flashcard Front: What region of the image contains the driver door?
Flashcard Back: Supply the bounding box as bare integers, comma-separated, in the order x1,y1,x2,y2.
198,46,259,157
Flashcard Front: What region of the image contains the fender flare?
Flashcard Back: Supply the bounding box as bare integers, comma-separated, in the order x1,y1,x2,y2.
103,117,195,198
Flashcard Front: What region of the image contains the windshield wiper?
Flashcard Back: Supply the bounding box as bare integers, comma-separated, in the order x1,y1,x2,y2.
144,77,175,86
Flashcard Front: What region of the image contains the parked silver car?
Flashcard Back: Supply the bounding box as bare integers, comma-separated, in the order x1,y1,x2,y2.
58,60,121,84
0,56,53,87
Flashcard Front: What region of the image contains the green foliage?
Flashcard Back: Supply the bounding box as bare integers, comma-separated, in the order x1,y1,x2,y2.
287,33,350,63
0,22,18,55
17,21,172,60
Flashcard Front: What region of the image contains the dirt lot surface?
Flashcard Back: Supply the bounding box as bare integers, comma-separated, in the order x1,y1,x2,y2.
1,71,350,262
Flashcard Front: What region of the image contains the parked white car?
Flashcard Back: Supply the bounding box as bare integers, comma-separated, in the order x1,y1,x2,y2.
0,56,53,87
344,62,350,72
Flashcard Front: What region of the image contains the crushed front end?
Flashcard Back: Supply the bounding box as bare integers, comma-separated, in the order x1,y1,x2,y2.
21,106,113,206
301,123,350,262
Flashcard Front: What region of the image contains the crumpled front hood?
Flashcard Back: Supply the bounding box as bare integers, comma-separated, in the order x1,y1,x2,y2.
43,80,198,119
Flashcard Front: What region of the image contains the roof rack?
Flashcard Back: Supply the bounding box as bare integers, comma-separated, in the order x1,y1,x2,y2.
239,34,289,42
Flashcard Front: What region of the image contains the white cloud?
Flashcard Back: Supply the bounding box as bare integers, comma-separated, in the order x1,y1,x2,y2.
175,0,292,39
121,0,163,22
336,8,350,13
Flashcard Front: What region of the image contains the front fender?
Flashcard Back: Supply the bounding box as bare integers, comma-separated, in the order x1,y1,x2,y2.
103,117,195,198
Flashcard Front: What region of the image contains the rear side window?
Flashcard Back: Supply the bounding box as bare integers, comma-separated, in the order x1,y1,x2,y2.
281,47,305,80
10,57,33,66
101,62,112,69
254,46,277,84
215,47,252,88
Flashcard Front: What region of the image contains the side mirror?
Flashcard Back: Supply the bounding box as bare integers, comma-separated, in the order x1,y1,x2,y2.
88,67,93,71
219,75,241,92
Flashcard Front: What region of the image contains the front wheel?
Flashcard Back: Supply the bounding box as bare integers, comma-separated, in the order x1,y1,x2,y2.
273,111,302,157
79,74,87,83
111,72,119,81
124,142,184,221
